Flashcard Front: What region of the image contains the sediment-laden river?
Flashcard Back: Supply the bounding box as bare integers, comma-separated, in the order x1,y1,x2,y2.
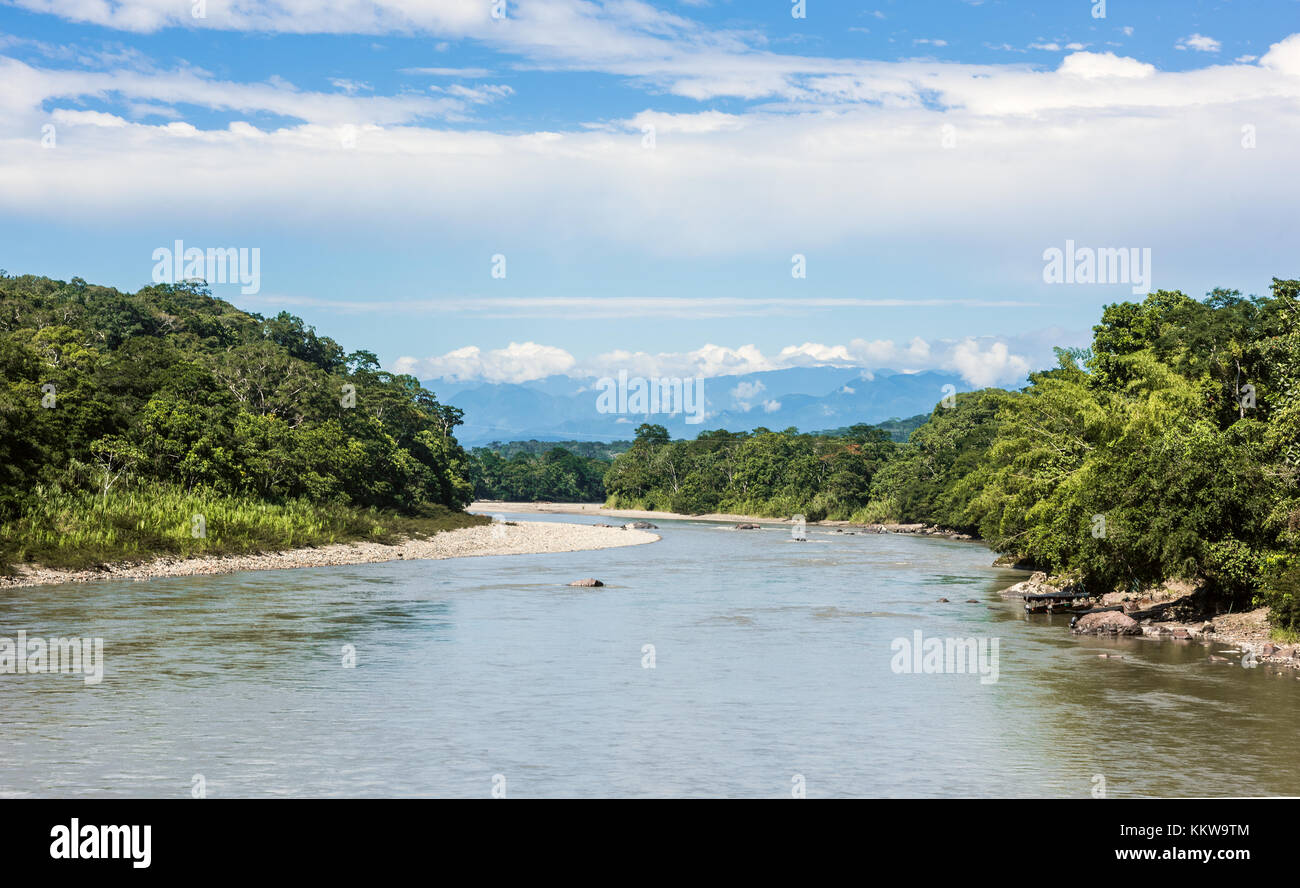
2,512,1297,798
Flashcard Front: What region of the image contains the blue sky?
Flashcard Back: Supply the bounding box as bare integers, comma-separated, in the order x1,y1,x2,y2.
1,0,1297,386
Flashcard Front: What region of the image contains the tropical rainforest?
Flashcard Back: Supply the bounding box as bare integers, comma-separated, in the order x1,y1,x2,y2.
0,272,483,570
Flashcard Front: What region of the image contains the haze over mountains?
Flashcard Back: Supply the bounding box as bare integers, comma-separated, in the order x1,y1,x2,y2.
429,367,988,446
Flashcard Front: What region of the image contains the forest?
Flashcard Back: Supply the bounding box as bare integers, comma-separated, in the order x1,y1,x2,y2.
468,446,610,502
0,272,483,570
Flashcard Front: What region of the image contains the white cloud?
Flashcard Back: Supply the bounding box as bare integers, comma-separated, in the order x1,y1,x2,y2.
49,109,128,127
1261,33,1300,75
396,337,1033,387
1057,50,1154,79
393,342,576,383
329,77,371,95
948,338,1030,387
1,11,1298,279
1177,34,1222,53
730,380,766,411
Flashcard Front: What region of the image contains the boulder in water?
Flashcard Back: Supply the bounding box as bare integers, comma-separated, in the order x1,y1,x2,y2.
1072,611,1140,636
568,578,604,587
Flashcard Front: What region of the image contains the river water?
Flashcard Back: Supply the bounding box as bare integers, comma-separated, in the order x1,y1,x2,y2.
2,512,1297,798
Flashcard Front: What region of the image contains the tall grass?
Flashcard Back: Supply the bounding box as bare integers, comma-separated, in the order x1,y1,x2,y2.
0,484,488,572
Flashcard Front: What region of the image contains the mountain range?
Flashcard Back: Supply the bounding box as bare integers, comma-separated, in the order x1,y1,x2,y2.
429,367,985,446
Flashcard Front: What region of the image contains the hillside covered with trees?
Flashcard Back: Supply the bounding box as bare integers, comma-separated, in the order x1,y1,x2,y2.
0,272,483,569
469,446,610,502
604,281,1300,631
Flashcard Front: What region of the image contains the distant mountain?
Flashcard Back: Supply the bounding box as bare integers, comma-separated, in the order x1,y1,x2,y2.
431,367,982,446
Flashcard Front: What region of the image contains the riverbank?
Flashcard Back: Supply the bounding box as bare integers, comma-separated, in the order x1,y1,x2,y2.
469,501,975,538
1000,571,1297,667
0,520,659,589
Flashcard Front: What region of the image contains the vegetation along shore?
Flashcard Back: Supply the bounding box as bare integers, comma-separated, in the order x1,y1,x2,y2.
0,273,653,584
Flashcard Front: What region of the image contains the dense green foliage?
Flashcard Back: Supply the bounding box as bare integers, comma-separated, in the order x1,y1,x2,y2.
469,446,610,502
604,423,897,521
0,273,482,568
605,281,1300,628
478,439,631,460
817,414,928,443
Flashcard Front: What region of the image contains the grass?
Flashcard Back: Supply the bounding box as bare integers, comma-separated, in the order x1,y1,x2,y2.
0,484,489,572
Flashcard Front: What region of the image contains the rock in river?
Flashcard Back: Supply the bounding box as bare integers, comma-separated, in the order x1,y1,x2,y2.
1072,611,1141,636
568,578,604,587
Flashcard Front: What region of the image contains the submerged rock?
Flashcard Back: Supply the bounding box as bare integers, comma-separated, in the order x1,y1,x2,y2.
625,521,658,530
735,523,760,530
568,578,604,587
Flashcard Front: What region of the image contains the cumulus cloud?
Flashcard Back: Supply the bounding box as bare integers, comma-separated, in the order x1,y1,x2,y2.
392,342,575,383
730,380,766,411
1261,33,1300,75
947,339,1031,387
1,11,1298,264
1177,34,1222,53
396,337,1034,387
1056,50,1154,79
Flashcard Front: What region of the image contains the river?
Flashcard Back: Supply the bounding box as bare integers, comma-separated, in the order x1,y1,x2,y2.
2,511,1297,798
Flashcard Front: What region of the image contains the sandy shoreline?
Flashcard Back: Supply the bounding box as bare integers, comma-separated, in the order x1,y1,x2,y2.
469,501,968,536
0,520,659,589
472,500,782,524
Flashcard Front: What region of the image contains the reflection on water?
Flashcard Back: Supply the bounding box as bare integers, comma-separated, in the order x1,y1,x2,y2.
2,513,1297,798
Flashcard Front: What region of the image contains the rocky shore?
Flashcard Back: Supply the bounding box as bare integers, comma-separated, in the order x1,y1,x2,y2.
0,520,660,589
1000,570,1296,667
